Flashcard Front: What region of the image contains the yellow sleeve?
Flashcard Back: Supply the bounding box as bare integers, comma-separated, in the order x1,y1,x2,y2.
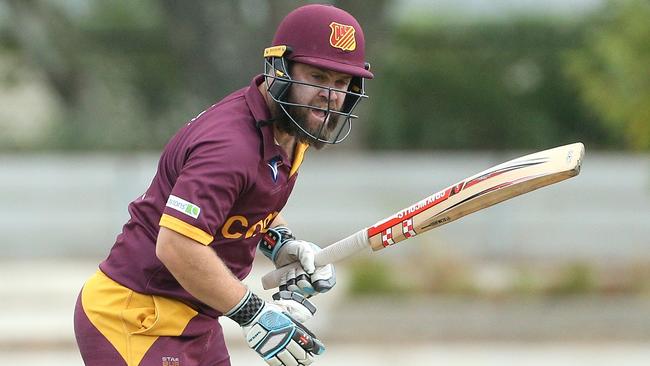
159,214,214,245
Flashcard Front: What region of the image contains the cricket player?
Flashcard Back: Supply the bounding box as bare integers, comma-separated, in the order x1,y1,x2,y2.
73,4,373,366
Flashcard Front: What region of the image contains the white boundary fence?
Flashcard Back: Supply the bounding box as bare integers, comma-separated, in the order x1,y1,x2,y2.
0,150,648,261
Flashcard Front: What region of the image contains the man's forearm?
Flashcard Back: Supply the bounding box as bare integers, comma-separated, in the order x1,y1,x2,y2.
270,212,289,228
156,227,246,313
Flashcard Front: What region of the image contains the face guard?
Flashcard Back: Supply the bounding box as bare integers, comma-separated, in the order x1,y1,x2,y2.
263,45,368,145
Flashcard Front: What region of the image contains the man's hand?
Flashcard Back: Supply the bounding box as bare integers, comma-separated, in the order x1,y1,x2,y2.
272,290,317,323
226,290,324,366
259,226,336,297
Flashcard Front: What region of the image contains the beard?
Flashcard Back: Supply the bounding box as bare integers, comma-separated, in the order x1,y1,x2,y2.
272,103,343,150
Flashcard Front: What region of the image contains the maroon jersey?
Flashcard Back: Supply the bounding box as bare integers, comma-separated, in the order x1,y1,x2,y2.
100,75,307,318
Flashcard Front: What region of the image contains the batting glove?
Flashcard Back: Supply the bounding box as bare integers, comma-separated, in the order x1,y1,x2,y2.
225,290,324,366
259,226,336,297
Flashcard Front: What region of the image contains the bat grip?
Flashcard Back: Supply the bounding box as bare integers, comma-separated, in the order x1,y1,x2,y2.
261,229,370,290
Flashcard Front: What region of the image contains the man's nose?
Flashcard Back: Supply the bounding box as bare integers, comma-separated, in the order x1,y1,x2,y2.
318,86,340,106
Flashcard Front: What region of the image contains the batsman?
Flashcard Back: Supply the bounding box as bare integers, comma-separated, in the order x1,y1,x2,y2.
73,4,373,366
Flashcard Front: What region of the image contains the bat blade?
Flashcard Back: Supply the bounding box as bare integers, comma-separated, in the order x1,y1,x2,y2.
261,142,584,290
367,142,584,250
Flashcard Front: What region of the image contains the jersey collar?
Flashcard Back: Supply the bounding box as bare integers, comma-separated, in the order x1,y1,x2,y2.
246,75,280,163
246,75,307,176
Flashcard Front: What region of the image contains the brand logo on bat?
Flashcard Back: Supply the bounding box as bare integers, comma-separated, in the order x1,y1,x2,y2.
451,183,464,196
396,191,447,219
421,216,451,230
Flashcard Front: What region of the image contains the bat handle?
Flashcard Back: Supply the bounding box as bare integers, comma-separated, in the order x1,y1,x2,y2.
261,229,370,290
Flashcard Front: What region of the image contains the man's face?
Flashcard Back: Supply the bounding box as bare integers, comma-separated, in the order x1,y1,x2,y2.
276,63,353,149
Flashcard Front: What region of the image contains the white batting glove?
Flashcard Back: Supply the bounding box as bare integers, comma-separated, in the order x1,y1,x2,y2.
225,290,324,366
272,290,317,323
259,226,336,297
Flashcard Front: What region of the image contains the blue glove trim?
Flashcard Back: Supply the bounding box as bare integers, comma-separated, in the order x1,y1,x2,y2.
255,310,296,360
258,310,293,330
258,226,295,262
258,327,296,360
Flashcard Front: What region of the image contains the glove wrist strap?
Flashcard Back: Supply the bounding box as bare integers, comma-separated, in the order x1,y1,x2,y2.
224,290,264,327
258,226,295,262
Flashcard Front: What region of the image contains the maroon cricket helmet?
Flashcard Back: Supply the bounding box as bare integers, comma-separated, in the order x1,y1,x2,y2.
271,4,373,79
262,4,372,146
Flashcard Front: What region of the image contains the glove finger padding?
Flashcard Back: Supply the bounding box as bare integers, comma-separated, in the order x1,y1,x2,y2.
310,264,336,294
280,266,315,297
282,265,336,297
287,267,315,296
280,267,298,291
273,290,317,323
286,341,314,365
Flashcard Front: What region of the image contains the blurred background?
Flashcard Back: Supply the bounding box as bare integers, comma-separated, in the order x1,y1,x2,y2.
1,0,649,365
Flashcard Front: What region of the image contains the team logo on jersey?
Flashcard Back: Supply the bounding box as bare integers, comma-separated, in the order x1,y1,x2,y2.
329,22,356,51
166,195,201,219
267,157,282,183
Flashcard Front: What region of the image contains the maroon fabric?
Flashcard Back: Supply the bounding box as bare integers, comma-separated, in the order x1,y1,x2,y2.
74,292,231,366
139,313,230,366
99,75,300,318
74,292,126,366
272,4,373,79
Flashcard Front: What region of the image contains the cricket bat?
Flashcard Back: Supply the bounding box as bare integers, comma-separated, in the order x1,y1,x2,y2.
261,142,585,290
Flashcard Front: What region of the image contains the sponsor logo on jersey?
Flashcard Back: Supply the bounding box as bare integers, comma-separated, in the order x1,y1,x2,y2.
166,195,201,219
329,22,356,51
162,357,180,366
221,212,279,240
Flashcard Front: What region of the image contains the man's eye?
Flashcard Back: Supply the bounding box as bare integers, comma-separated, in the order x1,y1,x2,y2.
337,80,351,88
311,74,324,80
